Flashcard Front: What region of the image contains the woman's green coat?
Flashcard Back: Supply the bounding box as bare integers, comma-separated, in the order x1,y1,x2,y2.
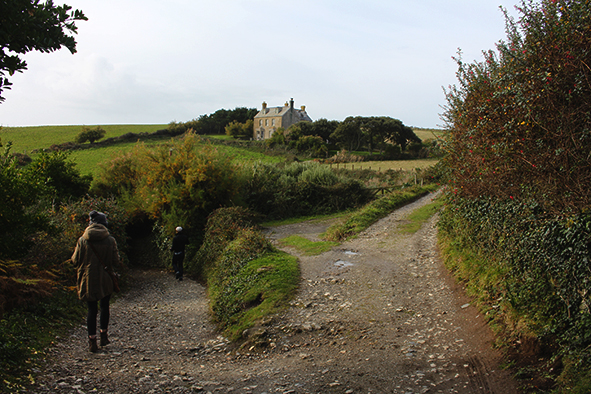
72,223,120,302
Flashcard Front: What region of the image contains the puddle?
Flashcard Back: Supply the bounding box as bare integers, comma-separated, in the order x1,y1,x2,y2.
344,250,359,255
334,260,354,268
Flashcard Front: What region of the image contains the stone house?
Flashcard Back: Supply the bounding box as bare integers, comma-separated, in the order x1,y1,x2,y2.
253,98,312,140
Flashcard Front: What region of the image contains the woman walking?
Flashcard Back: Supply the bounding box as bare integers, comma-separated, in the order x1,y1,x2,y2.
72,210,120,352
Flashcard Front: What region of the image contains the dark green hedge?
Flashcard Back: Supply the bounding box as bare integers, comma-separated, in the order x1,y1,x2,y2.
439,195,591,377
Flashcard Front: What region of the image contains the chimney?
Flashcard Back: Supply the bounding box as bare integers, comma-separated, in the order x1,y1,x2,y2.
290,98,294,109
301,105,306,111
262,101,267,110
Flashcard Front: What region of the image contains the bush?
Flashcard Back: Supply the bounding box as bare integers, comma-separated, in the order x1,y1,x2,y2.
291,135,328,158
93,133,239,238
441,3,591,388
225,119,254,140
0,143,50,259
299,163,339,186
167,119,200,135
75,126,106,144
25,150,91,201
325,149,365,163
442,0,591,214
238,161,372,220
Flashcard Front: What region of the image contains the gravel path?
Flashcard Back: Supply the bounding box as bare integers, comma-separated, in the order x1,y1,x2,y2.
27,192,518,394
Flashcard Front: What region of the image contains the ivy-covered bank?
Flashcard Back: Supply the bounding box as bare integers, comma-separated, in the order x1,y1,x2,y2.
439,196,591,391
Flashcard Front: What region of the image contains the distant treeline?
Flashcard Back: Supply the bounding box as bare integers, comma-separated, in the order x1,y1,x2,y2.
168,107,258,135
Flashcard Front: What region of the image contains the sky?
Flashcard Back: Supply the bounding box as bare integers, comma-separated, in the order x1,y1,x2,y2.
0,0,522,129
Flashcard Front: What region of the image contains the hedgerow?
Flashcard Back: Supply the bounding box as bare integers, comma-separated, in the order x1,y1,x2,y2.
239,161,372,220
441,0,591,390
439,196,591,389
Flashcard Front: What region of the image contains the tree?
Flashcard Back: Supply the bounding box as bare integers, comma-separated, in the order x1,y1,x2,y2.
293,135,328,158
225,119,253,140
442,0,591,213
313,118,340,143
330,117,364,151
197,107,257,135
0,0,87,102
75,126,106,143
265,127,286,147
330,116,418,153
378,117,420,152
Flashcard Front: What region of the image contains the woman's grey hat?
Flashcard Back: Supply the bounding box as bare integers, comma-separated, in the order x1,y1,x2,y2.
89,210,108,226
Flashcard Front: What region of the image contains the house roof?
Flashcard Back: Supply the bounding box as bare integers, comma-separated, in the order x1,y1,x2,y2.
255,105,289,118
254,99,312,122
255,106,312,122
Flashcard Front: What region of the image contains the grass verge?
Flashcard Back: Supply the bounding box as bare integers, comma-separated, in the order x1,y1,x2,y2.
278,235,340,256
437,231,563,392
213,251,300,341
324,184,440,241
194,207,301,342
398,197,444,234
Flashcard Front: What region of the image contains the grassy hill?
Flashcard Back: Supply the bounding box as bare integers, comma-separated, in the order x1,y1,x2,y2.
0,124,168,154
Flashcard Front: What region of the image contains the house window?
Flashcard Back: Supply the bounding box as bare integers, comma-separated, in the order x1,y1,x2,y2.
265,119,268,126
272,119,275,126
259,119,262,126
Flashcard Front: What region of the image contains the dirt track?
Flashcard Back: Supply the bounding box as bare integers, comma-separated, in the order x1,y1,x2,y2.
27,192,518,394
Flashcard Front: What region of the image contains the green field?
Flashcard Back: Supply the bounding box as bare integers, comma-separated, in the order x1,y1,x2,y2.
412,128,446,142
1,124,441,176
68,140,166,175
0,124,168,154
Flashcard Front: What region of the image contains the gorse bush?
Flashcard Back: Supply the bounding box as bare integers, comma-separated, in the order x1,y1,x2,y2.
93,133,239,237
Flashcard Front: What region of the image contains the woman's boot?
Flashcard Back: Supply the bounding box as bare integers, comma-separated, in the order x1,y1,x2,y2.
100,330,110,346
89,336,98,353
